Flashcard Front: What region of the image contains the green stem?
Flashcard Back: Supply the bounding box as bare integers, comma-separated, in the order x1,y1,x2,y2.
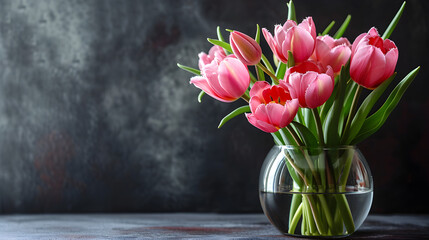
257,63,280,85
261,54,275,73
288,202,303,234
311,108,325,146
335,194,355,234
342,85,362,141
317,195,335,232
285,126,304,146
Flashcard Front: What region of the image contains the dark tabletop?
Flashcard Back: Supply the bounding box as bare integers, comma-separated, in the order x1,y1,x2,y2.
0,213,428,239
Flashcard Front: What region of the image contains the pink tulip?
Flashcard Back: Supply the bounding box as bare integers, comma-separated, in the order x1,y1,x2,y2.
246,81,299,133
190,57,250,102
198,45,227,70
281,61,335,109
262,17,316,64
230,31,262,65
350,27,399,90
311,35,352,74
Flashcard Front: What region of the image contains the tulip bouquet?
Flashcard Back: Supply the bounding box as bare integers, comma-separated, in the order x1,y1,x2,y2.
178,1,419,237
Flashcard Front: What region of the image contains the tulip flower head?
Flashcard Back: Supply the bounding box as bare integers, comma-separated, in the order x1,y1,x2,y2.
282,61,335,109
198,45,227,70
190,57,250,102
262,17,316,64
350,27,399,90
230,31,262,65
246,81,299,133
311,35,352,74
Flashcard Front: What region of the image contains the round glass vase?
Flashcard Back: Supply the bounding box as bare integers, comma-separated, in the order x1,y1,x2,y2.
259,145,373,238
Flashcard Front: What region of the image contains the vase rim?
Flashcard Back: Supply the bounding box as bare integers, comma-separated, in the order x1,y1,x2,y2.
274,145,358,150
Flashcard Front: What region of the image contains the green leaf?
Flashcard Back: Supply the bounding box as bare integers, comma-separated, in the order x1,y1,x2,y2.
333,15,351,39
261,54,275,73
177,63,200,75
302,108,317,138
320,78,338,124
287,0,297,22
275,62,287,79
197,91,205,103
216,26,230,56
342,73,396,144
207,38,232,53
255,24,261,44
271,132,285,145
339,81,358,133
321,21,335,36
216,26,226,42
218,105,250,128
323,62,349,146
291,121,318,147
287,51,295,68
352,67,420,144
382,1,406,40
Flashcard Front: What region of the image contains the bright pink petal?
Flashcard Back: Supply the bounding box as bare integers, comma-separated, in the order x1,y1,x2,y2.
266,103,286,127
249,96,263,113
350,46,386,89
263,28,287,63
305,74,334,108
246,113,278,133
382,47,398,80
254,105,271,123
279,99,299,127
351,33,367,55
291,26,315,63
230,31,262,65
190,76,234,102
249,81,270,98
299,17,316,40
203,62,234,99
217,58,250,98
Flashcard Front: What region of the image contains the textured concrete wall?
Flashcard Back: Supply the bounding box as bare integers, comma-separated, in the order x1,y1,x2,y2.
0,0,427,213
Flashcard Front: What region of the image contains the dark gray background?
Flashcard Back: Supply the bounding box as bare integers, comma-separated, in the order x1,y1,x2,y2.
0,0,427,213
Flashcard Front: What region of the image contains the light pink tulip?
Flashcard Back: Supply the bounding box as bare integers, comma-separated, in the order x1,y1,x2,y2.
350,27,399,90
198,45,227,70
230,31,262,65
246,81,299,133
311,35,352,74
262,17,316,64
190,57,250,102
281,61,335,109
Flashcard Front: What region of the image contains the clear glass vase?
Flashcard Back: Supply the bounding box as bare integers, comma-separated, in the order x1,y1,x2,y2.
259,145,373,238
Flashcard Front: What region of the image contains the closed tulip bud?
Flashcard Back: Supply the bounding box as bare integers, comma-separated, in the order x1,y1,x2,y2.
230,31,262,65
281,61,335,109
190,57,250,102
311,35,352,74
246,81,299,133
350,27,399,90
263,17,316,64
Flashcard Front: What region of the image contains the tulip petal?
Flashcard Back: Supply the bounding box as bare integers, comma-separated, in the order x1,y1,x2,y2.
246,113,279,133
266,103,286,127
350,45,386,89
249,81,270,98
218,58,250,98
383,47,398,80
249,96,263,113
305,74,334,108
351,33,367,55
280,99,299,127
291,26,315,63
203,62,234,99
190,76,234,102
